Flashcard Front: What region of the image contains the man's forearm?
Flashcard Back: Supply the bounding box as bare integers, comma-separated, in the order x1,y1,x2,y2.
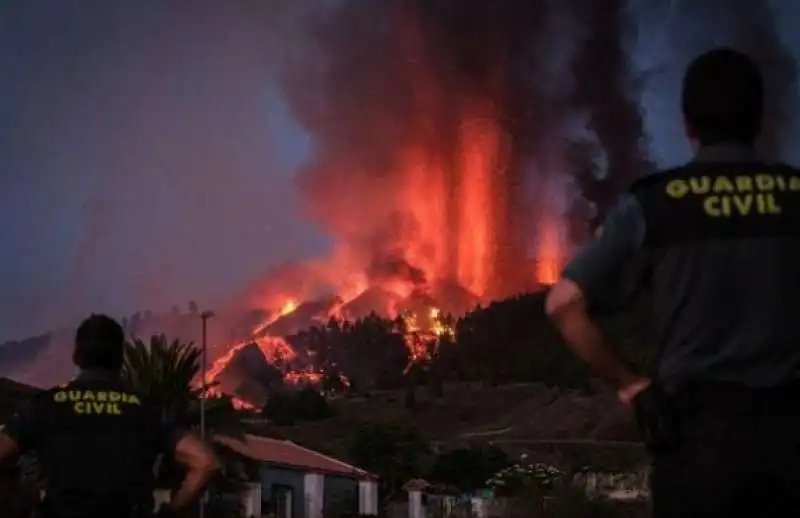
554,308,639,389
170,467,215,510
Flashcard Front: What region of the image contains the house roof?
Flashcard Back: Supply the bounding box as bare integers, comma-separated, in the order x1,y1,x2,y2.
215,434,377,480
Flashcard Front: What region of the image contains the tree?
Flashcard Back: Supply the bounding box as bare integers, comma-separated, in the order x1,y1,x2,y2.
123,335,202,422
122,335,254,509
427,445,511,494
346,423,429,504
188,300,199,314
262,385,333,425
297,313,411,391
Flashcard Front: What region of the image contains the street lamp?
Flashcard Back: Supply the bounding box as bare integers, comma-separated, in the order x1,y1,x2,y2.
199,310,214,518
199,310,215,439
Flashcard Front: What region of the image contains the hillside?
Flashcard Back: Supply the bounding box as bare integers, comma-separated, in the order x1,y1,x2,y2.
252,382,649,472
0,378,41,423
0,373,649,471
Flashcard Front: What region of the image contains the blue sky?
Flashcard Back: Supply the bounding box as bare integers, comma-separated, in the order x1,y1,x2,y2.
0,1,797,341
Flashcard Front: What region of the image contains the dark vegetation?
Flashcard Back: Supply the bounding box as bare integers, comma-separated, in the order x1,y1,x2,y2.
247,290,656,515
227,290,657,403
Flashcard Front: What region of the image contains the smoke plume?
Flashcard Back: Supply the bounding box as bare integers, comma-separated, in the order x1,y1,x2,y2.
280,0,649,302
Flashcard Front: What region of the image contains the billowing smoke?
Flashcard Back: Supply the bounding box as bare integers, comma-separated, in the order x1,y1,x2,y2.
280,0,649,302
565,0,654,238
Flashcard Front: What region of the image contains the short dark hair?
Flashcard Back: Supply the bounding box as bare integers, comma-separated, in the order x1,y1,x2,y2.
73,314,125,371
681,48,763,147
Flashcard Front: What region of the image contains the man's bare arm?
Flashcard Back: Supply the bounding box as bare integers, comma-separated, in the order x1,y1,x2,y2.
545,279,649,403
168,432,221,510
546,195,651,404
0,431,20,464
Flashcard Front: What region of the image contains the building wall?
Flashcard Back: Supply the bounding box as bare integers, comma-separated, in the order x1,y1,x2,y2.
260,466,307,518
324,475,358,513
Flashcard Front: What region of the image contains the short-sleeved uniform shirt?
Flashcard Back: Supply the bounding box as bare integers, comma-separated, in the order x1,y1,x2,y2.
562,144,800,389
3,370,182,518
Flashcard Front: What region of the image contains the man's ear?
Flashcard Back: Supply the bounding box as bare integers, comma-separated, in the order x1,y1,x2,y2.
683,116,700,153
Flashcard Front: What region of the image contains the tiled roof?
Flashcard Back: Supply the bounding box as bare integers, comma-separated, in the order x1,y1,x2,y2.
215,434,376,480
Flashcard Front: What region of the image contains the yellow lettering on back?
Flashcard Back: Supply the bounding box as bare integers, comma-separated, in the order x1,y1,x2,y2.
689,176,710,194
789,176,800,191
54,391,67,403
711,176,735,193
109,391,121,402
731,195,753,215
755,174,775,190
74,402,85,414
82,390,95,401
96,391,107,402
666,180,688,198
765,193,782,213
126,395,141,405
68,391,82,402
703,196,722,216
734,176,754,191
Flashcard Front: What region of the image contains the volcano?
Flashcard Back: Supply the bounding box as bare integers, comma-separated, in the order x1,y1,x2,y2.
3,1,660,405
200,1,584,406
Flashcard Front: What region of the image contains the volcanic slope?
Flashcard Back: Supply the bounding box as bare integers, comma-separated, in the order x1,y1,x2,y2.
250,382,648,472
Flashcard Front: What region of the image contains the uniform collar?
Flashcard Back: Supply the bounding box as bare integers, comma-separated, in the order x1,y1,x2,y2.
75,369,121,382
692,144,759,163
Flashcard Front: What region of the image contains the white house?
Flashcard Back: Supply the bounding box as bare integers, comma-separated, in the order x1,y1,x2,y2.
216,434,379,518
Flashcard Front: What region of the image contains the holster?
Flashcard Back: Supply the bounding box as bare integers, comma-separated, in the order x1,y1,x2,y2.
632,381,681,456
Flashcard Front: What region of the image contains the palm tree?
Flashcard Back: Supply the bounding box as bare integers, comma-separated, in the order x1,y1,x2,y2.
122,335,256,512
123,335,249,435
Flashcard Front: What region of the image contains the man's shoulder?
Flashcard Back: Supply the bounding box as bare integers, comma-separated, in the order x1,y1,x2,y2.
768,161,800,174
32,385,64,403
628,166,688,193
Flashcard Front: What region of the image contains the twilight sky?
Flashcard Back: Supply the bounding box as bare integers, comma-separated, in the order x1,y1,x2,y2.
0,1,798,341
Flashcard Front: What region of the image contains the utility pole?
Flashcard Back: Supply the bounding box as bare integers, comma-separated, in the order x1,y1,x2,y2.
199,310,215,518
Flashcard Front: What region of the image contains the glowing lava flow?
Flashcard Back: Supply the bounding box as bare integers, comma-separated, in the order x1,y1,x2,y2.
402,307,454,366
203,301,300,406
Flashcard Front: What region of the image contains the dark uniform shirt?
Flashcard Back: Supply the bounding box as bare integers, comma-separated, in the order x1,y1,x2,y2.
562,144,800,389
3,370,181,518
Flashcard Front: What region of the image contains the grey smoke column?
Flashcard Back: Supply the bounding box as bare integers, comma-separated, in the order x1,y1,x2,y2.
567,0,654,232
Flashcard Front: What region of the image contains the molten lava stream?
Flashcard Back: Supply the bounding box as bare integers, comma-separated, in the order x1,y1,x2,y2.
202,300,300,403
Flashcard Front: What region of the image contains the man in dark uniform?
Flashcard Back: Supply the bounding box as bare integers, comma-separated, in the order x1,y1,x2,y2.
546,47,800,517
0,314,220,518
